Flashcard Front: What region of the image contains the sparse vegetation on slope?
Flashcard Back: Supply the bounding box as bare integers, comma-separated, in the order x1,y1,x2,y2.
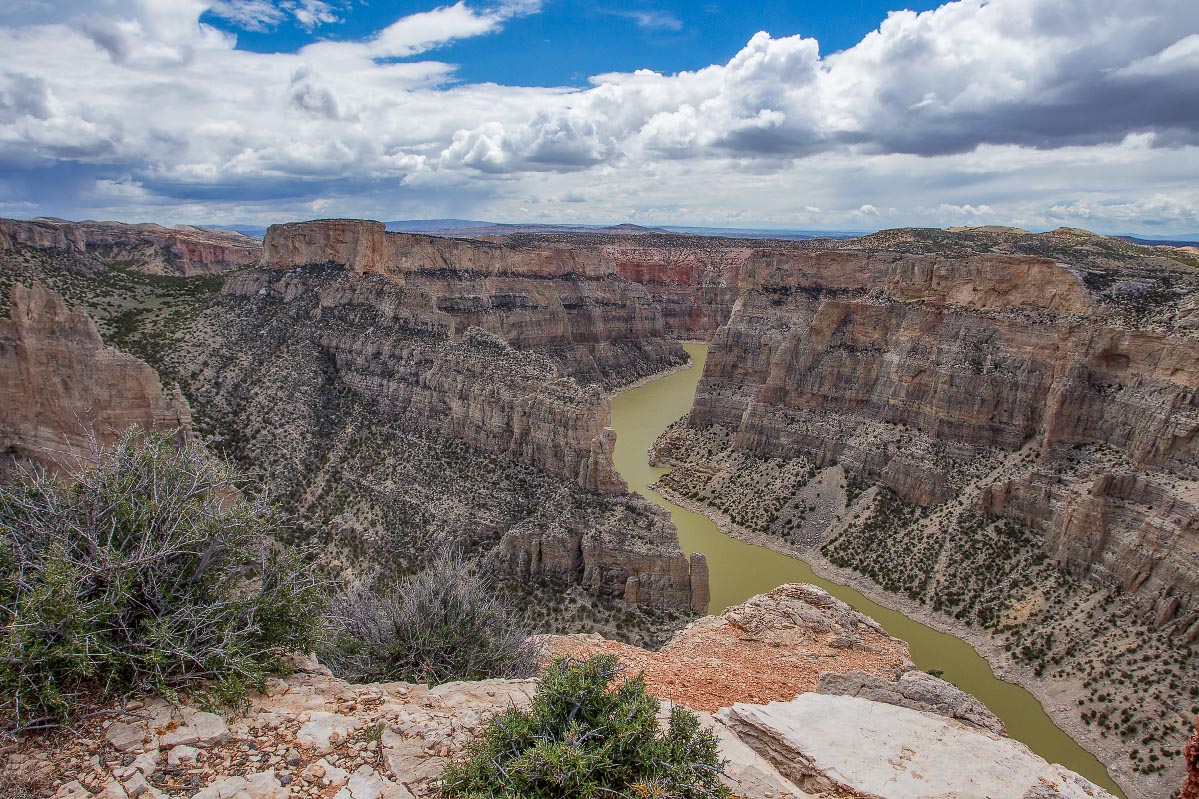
0,248,228,369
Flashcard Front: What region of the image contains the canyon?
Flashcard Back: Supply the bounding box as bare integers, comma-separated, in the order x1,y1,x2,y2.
648,227,1199,797
0,215,707,625
166,219,704,619
4,215,1199,797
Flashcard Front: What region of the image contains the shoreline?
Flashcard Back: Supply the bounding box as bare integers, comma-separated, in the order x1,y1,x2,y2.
650,480,1133,798
610,355,695,397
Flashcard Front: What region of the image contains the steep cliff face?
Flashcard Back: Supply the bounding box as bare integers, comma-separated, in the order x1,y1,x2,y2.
222,267,628,495
263,219,615,278
692,249,1199,614
0,217,260,276
262,220,685,387
664,241,1199,797
0,283,192,473
169,251,704,613
604,241,750,338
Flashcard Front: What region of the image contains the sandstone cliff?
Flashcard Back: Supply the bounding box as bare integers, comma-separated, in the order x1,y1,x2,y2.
0,217,260,276
689,248,1199,623
168,227,704,613
0,283,192,474
660,239,1199,797
604,240,750,338
261,220,685,387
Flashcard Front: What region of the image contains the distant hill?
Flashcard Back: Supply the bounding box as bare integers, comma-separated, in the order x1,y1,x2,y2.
382,219,865,240
1115,234,1199,247
208,224,268,238
661,225,864,241
385,220,674,236
385,219,491,232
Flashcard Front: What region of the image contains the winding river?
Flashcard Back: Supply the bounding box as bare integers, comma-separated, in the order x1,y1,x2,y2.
611,342,1121,796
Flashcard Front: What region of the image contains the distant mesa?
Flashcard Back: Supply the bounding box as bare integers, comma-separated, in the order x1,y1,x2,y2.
946,225,1031,234
0,216,259,275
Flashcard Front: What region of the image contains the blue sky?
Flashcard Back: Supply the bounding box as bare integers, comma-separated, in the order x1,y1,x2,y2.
1,0,1198,234
202,1,942,88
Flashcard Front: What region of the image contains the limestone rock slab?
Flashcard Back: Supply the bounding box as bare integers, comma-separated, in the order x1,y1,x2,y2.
717,694,1116,799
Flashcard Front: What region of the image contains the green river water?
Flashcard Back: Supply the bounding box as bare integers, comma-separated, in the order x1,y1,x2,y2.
610,342,1121,796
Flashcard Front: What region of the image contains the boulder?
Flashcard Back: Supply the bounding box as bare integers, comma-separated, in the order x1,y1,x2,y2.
817,669,1004,734
190,770,287,799
297,711,363,754
717,693,1116,799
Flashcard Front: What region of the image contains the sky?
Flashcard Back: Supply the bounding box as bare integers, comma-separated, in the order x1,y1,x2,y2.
1,0,1198,235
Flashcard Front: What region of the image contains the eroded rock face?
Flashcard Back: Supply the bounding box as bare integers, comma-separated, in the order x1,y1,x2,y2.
0,283,192,473
0,217,260,276
218,268,630,494
605,241,750,338
264,219,615,279
261,220,685,388
717,694,1116,799
691,249,1199,619
171,261,703,611
670,242,1199,796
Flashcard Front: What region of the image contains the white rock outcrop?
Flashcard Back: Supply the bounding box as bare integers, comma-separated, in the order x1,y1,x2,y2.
717,694,1116,799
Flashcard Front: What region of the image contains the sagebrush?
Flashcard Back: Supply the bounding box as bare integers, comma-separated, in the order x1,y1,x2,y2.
0,430,324,727
439,654,731,799
319,555,538,686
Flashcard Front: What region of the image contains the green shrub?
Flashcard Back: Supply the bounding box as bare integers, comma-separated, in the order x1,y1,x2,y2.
0,430,324,727
439,655,731,799
319,556,538,686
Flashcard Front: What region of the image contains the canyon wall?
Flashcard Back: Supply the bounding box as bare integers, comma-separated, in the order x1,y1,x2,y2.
220,267,630,496
664,241,1199,796
692,249,1199,621
168,220,704,612
0,217,260,276
0,283,192,474
262,220,685,387
604,240,751,338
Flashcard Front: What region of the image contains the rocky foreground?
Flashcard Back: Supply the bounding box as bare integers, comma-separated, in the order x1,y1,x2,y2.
4,585,1119,799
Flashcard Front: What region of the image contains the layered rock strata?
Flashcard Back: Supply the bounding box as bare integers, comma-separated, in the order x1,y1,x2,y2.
170,230,704,612
0,283,192,474
662,240,1199,796
604,240,750,338
261,220,685,387
690,249,1199,623
0,217,260,276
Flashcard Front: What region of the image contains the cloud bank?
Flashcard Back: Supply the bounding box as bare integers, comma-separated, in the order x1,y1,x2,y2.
0,0,1197,233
